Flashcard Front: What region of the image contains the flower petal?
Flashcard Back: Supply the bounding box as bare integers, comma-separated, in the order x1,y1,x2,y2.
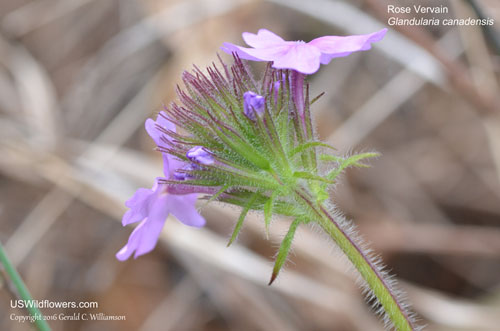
222,41,295,63
221,42,265,61
116,219,146,261
318,52,353,65
126,188,170,259
272,43,321,74
122,187,154,226
165,155,186,179
145,111,176,146
115,207,168,261
168,194,206,227
156,111,176,132
116,244,133,261
242,29,285,48
162,154,170,179
308,29,387,64
145,119,161,145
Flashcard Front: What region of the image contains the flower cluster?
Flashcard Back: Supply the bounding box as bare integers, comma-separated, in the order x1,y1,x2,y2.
117,28,387,264
116,28,420,331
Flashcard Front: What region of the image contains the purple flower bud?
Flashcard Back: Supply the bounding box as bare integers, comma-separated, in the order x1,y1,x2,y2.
186,146,214,165
243,91,265,121
173,164,195,181
273,81,280,101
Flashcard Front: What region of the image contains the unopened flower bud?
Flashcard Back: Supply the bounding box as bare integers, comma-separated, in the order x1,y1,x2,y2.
243,91,265,120
186,146,215,166
173,164,195,181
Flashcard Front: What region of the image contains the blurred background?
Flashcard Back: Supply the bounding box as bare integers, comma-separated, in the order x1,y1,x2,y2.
1,0,500,330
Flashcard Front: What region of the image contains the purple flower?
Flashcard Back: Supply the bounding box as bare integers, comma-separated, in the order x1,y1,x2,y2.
116,112,205,261
186,146,215,166
243,91,265,120
145,111,183,178
222,28,387,74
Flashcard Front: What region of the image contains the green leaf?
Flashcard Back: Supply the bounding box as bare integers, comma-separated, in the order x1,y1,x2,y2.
269,219,301,285
227,191,260,247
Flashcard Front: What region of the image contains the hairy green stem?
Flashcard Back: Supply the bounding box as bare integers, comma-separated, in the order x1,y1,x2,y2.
295,190,415,331
0,241,51,331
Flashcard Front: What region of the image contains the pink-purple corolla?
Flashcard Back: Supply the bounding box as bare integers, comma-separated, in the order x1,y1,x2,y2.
222,28,387,74
116,112,205,261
